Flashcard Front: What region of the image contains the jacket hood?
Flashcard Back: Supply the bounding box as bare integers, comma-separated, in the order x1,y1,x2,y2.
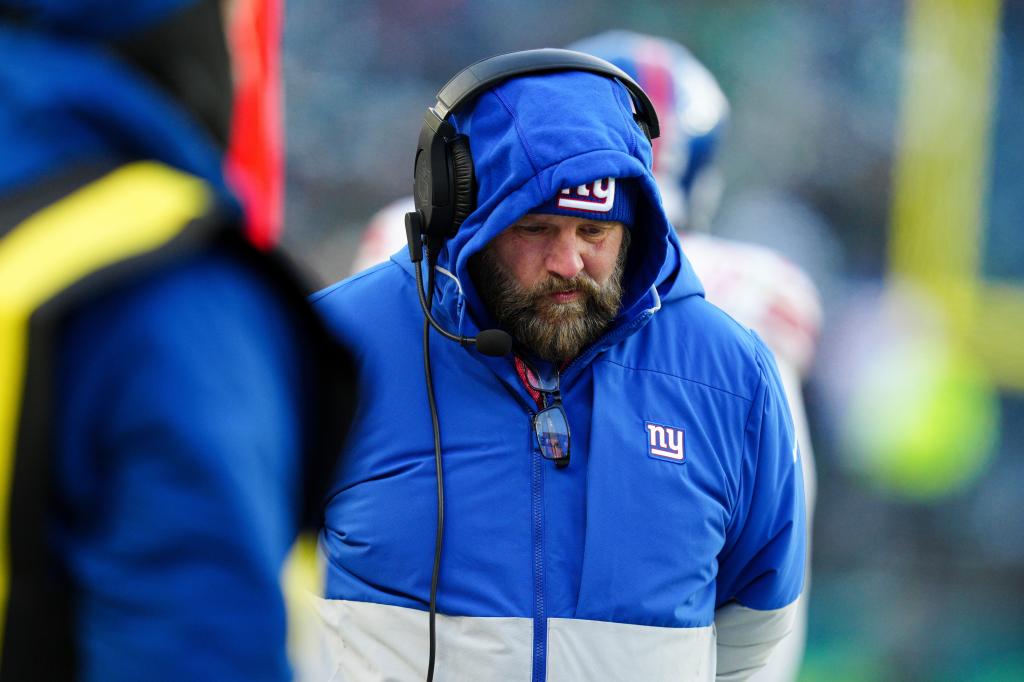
0,0,231,200
413,68,704,346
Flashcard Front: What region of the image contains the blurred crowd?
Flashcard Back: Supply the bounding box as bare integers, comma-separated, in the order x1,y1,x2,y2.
282,1,1024,680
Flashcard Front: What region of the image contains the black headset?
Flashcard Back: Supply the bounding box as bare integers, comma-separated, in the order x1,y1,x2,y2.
405,48,661,253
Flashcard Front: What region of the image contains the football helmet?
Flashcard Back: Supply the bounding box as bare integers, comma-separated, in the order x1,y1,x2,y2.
568,31,729,230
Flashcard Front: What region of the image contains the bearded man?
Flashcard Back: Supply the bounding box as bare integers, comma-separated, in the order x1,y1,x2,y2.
310,50,805,682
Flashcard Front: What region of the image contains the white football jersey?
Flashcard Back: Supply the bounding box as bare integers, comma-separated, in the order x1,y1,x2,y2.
349,196,416,275
680,232,822,378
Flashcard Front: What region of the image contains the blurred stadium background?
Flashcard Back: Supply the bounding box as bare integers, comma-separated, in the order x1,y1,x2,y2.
279,1,1023,680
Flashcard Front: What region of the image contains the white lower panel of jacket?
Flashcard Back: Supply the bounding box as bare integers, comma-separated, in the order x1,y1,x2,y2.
714,601,799,682
303,597,718,682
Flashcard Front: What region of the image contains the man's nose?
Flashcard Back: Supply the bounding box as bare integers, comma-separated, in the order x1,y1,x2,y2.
544,232,585,280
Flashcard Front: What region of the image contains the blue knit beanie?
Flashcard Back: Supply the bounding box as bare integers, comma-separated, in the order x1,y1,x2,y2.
530,177,637,226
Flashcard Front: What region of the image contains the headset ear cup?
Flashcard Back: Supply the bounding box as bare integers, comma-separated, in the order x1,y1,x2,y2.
449,136,476,232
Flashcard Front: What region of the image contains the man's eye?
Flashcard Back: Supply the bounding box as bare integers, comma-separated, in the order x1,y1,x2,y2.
518,224,547,234
580,227,605,238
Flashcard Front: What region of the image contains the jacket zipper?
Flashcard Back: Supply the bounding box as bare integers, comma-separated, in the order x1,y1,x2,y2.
515,355,553,682
531,426,547,682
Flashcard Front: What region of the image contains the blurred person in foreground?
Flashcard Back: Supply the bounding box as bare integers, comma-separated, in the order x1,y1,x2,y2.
312,48,804,680
0,1,354,679
351,32,823,682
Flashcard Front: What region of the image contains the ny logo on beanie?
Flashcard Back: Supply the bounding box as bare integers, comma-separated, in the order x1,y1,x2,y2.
557,178,616,213
531,177,637,225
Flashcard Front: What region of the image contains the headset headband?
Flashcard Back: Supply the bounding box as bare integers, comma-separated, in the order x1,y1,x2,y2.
430,48,660,139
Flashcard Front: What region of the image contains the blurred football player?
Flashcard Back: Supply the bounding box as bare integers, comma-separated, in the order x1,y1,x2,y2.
349,30,821,682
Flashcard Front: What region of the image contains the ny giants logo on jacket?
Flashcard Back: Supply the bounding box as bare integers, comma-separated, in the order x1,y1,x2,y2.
645,421,685,463
556,177,616,212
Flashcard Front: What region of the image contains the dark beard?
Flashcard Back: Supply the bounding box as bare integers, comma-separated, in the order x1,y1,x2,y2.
469,236,629,363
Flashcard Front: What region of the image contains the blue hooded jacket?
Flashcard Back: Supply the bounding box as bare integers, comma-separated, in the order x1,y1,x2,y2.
312,67,804,681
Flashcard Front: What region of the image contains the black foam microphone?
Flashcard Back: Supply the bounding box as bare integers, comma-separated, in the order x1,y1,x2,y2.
405,212,513,357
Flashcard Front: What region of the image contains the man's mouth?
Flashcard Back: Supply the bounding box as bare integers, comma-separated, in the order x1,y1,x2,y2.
549,290,581,303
